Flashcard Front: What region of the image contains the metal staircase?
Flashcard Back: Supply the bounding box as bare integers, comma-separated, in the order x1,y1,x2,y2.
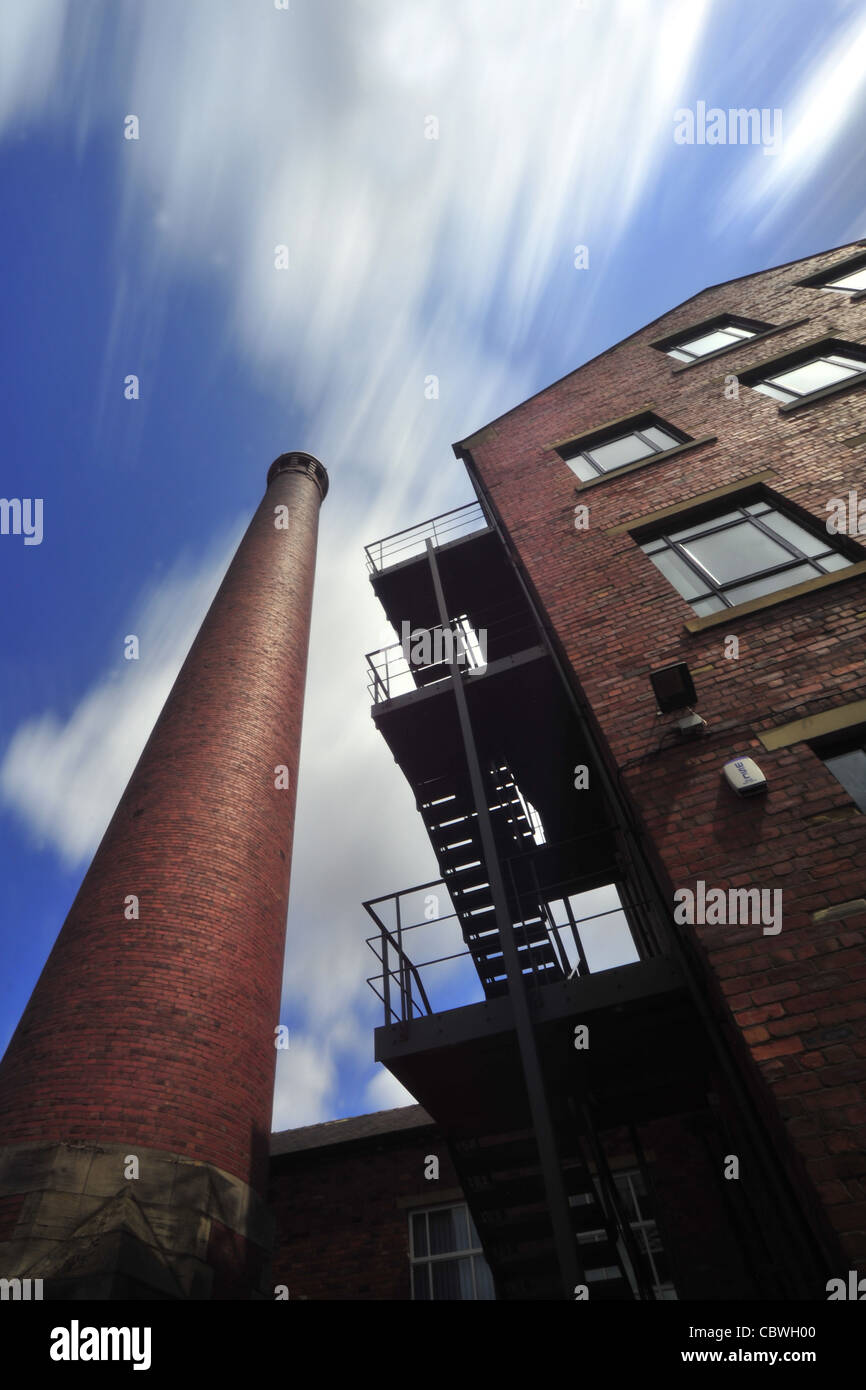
451,1109,655,1300
418,763,567,999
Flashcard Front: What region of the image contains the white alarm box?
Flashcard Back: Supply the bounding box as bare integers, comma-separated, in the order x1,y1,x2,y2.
722,757,767,797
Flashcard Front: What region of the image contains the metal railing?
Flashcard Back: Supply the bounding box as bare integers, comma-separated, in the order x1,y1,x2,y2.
365,595,541,704
364,501,489,574
366,619,486,703
364,830,665,1028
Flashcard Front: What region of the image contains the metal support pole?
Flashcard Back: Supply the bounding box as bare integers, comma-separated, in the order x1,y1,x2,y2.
395,895,407,1022
424,539,583,1297
382,929,391,1024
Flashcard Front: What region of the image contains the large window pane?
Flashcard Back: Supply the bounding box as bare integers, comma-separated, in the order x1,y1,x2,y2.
761,511,829,557
648,548,705,600
768,357,861,396
828,267,866,292
725,563,815,604
410,1203,495,1300
678,329,743,356
586,433,652,471
681,522,791,583
430,1258,463,1299
429,1207,459,1255
429,1257,476,1300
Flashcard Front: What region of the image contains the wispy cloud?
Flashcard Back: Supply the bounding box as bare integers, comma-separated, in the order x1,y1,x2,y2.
365,1067,417,1112
0,0,717,504
716,6,866,236
0,521,245,866
272,1033,338,1131
4,0,865,1132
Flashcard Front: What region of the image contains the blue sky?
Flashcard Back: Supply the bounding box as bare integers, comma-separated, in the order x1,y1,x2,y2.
1,0,865,1131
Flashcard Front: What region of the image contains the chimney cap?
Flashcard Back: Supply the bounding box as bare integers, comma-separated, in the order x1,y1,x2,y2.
267,452,329,501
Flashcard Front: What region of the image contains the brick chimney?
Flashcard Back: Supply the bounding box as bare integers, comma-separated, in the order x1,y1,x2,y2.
0,453,328,1299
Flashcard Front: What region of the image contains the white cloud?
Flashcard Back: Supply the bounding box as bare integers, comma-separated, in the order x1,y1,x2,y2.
0,1,66,129
0,521,245,866
0,0,718,505
272,1034,337,1130
11,0,864,1133
365,1067,418,1112
716,7,866,235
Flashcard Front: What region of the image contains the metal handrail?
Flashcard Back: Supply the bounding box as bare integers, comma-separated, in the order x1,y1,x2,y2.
363,501,488,574
362,837,664,1028
365,599,538,704
363,901,434,1023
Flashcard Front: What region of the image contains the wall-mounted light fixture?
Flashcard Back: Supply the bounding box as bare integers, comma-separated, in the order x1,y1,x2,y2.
649,662,697,713
649,662,706,736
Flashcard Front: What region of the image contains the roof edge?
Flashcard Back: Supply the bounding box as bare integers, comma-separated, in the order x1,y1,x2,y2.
451,238,866,456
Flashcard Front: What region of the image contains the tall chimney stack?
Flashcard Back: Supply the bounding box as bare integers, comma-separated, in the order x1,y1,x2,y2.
0,453,328,1299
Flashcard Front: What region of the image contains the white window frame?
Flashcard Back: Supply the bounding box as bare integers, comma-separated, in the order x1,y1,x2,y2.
409,1202,495,1300
819,262,866,294
666,320,756,363
562,419,687,481
751,351,866,404
638,496,854,616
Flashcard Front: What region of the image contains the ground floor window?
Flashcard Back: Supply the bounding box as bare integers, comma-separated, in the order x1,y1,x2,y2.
409,1202,495,1299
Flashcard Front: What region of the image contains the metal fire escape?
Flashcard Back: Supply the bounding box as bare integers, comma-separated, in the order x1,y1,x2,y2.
361,500,835,1300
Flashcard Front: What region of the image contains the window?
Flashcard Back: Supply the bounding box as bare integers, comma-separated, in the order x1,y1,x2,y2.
653,315,771,364
409,1203,495,1299
664,320,758,363
803,254,866,295
637,496,854,616
823,265,866,294
575,1168,676,1300
749,347,866,404
813,727,866,812
561,416,688,482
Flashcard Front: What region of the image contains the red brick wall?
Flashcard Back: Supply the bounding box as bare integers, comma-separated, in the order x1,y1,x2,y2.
0,461,325,1196
459,243,866,1268
269,1131,461,1300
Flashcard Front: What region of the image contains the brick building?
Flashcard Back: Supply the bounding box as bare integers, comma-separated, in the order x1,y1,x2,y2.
3,244,865,1302
356,240,866,1299
269,1106,485,1300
